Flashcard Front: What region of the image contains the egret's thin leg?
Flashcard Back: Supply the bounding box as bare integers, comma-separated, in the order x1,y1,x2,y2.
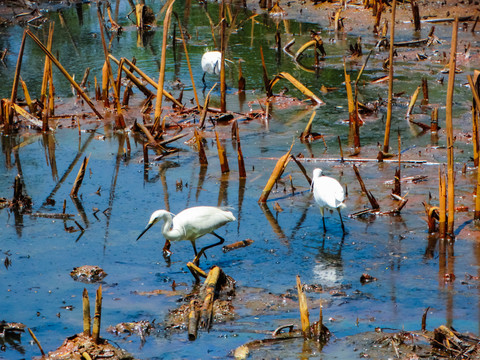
337,208,345,233
190,240,198,257
163,239,172,256
202,72,207,88
193,232,225,265
320,207,326,232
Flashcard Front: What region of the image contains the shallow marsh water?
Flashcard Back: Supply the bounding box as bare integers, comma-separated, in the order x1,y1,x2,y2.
2,0,480,358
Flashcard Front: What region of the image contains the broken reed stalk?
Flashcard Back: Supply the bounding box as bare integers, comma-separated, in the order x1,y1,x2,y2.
28,328,45,356
188,299,198,341
472,15,479,33
446,17,458,236
467,74,480,167
393,132,401,196
215,131,230,173
173,12,200,111
222,239,254,253
153,0,175,134
383,0,396,154
472,73,480,219
198,83,217,129
80,67,90,89
20,79,34,114
406,85,421,117
136,121,157,146
70,156,90,198
10,29,26,107
422,77,429,105
421,306,430,332
115,58,124,103
134,3,144,29
412,0,421,31
83,288,91,336
5,29,27,128
338,136,344,162
300,111,316,140
353,164,380,210
97,6,121,113
187,261,207,280
199,266,222,330
334,9,343,31
238,59,245,92
439,166,447,238
40,22,54,107
260,47,272,97
354,49,372,86
431,107,439,132
92,285,102,344
122,81,133,106
233,121,247,178
290,154,312,186
48,75,54,118
25,30,103,118
194,129,208,165
269,72,324,105
296,275,311,339
143,143,149,166
101,62,109,104
343,59,355,121
476,152,480,220
423,202,438,233
109,55,181,106
82,352,93,360
258,144,293,203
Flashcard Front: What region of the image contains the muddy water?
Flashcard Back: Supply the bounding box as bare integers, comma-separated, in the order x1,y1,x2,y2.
2,0,480,359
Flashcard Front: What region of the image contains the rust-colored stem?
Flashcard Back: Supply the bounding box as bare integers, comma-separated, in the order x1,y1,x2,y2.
83,288,91,336
446,18,458,236
92,285,102,344
296,275,311,339
215,131,230,174
383,0,396,154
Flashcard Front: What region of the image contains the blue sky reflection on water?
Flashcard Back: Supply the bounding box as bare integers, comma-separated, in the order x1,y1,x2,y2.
2,0,480,358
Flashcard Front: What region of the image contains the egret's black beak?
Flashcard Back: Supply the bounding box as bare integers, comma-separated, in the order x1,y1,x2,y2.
137,223,153,241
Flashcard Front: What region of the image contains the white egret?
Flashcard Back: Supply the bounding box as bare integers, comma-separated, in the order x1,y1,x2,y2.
201,51,233,86
136,206,236,263
311,168,346,233
201,51,222,86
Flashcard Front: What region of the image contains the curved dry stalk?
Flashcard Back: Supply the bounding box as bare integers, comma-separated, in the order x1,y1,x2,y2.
198,83,217,129
406,85,421,117
258,141,294,203
270,72,324,105
293,39,324,61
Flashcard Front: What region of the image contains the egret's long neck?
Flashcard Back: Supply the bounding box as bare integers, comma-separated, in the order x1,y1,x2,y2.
161,214,174,238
